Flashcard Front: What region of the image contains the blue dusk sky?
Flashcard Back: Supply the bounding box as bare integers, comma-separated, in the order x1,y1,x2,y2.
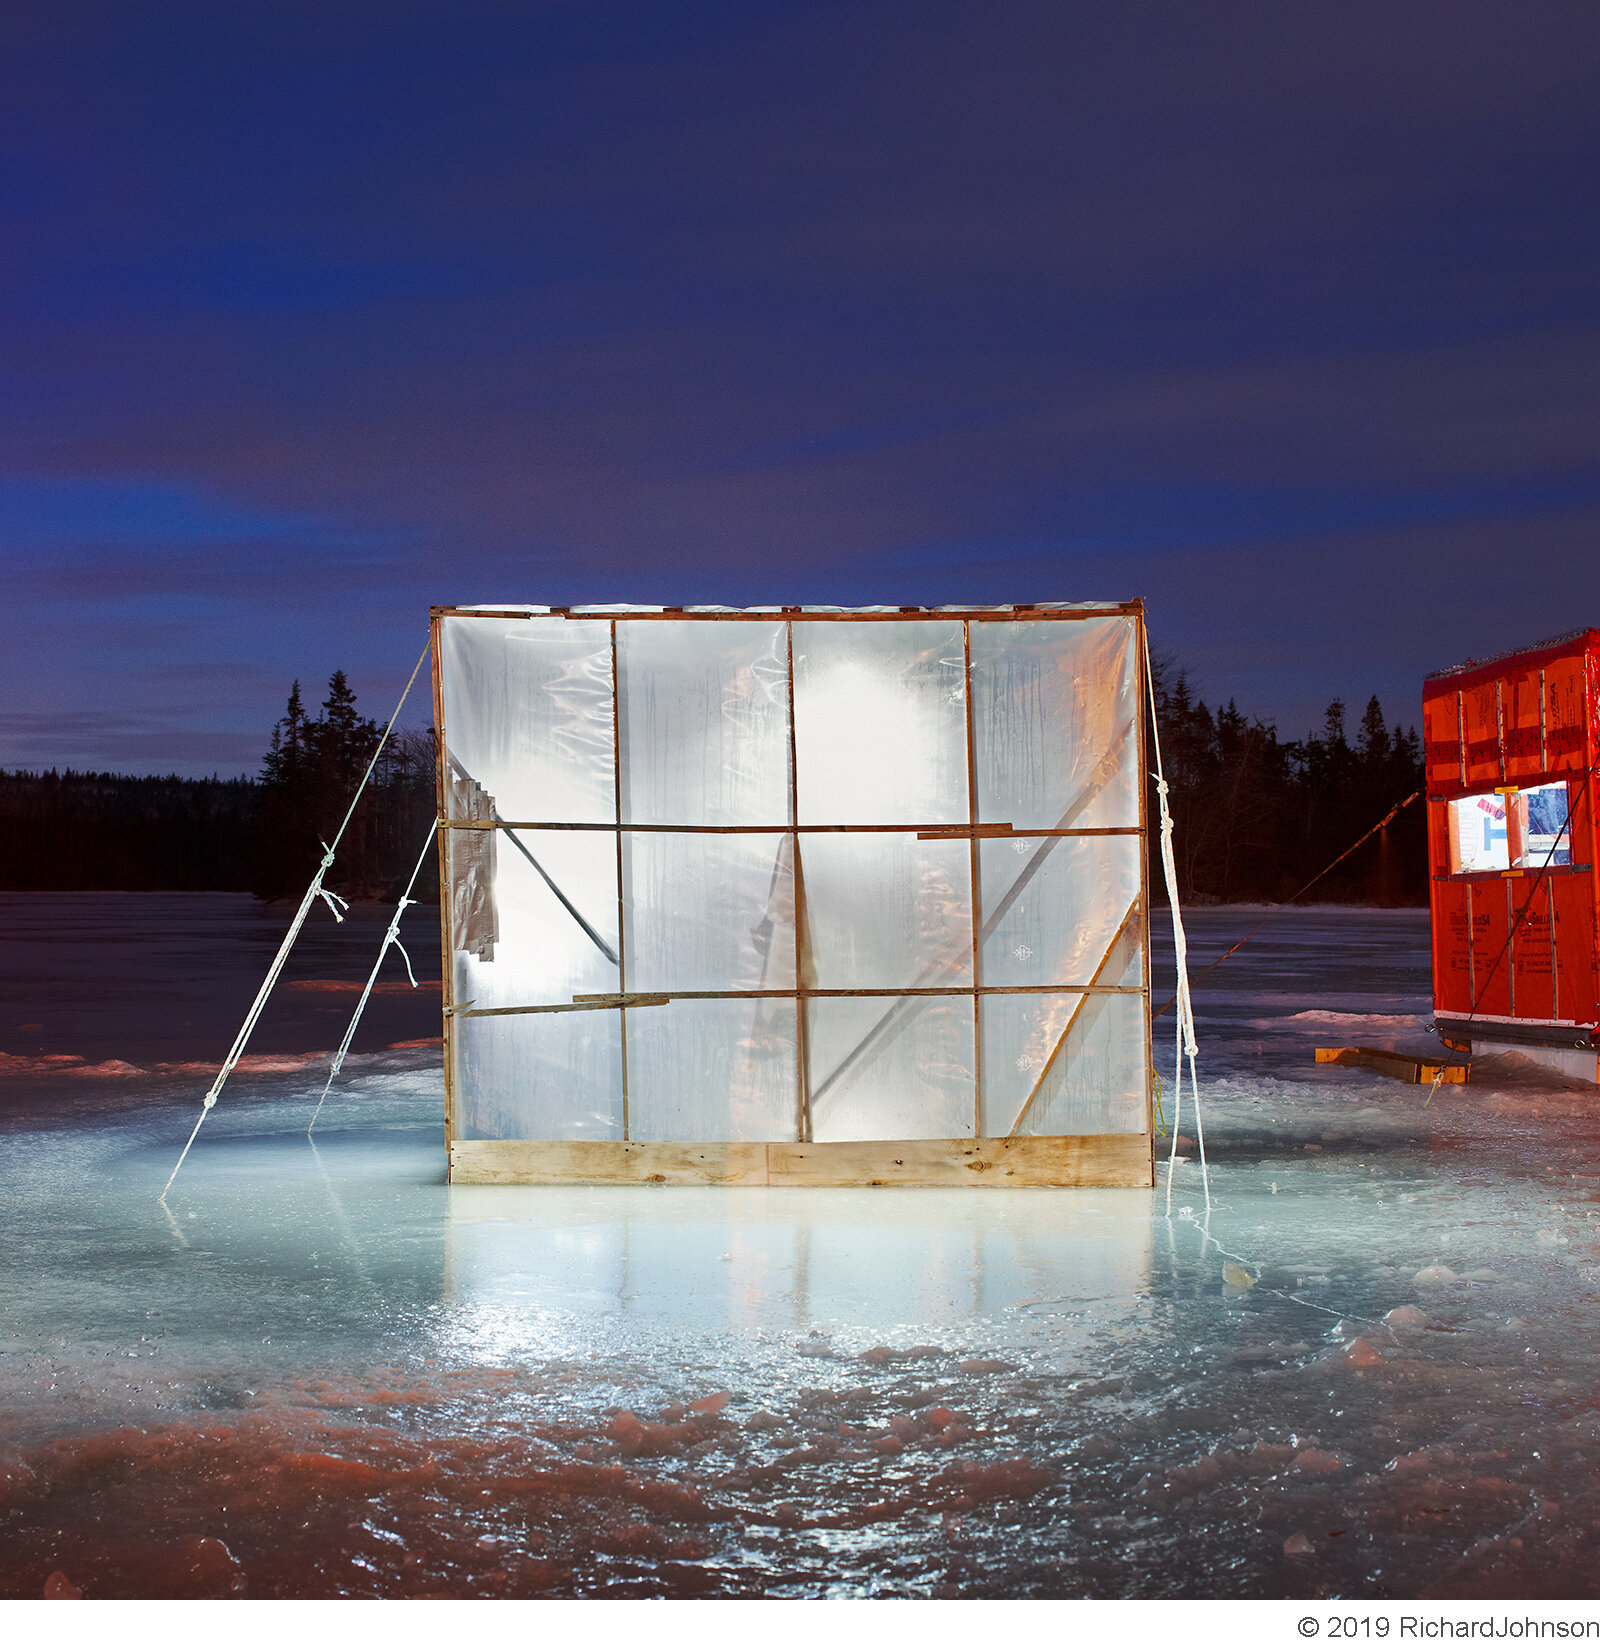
2,1,1597,776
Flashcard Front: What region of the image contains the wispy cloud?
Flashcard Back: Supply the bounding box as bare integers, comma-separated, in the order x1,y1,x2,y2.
0,1,1595,771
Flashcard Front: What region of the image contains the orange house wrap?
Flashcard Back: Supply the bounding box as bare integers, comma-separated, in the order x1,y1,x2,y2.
1423,629,1600,1056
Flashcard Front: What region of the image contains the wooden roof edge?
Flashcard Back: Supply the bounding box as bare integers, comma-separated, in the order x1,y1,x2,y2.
430,600,1143,621
1423,627,1600,695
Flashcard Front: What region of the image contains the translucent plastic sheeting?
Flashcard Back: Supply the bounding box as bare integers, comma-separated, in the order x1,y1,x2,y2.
617,621,790,826
622,833,795,994
807,995,976,1141
977,835,1141,988
799,834,971,989
625,998,799,1142
792,620,968,825
969,616,1139,831
980,986,1147,1138
451,831,619,1012
437,609,1150,1147
455,1008,623,1142
439,615,616,823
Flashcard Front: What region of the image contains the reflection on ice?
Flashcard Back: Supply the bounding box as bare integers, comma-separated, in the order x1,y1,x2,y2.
3,899,1600,1598
443,1185,1153,1346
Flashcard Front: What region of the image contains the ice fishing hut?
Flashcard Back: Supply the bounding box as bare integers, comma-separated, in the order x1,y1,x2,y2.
1423,629,1600,1083
431,603,1157,1185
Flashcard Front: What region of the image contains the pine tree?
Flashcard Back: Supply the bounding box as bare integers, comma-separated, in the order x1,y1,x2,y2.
259,681,307,784
317,670,380,790
1357,696,1390,765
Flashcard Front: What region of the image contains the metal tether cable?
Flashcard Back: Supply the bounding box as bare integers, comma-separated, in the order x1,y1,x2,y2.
1151,789,1422,1022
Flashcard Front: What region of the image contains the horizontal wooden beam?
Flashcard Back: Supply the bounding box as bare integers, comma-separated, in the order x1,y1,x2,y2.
439,820,1142,837
459,983,1148,1017
431,605,1140,623
918,823,1016,839
1314,1046,1469,1085
449,1133,1154,1187
463,994,670,1017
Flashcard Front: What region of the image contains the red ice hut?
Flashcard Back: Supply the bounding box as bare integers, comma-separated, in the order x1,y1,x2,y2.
1423,629,1600,1083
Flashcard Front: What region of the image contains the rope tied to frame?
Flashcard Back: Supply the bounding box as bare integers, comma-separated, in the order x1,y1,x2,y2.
1150,788,1422,1021
1144,648,1211,1217
161,641,433,1199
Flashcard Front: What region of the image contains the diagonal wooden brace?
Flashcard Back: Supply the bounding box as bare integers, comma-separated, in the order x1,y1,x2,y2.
1006,897,1143,1138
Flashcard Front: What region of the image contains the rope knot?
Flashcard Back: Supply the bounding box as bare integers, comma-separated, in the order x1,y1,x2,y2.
316,886,349,923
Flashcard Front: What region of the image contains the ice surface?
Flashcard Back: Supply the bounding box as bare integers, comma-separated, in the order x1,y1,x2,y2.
3,896,1600,1599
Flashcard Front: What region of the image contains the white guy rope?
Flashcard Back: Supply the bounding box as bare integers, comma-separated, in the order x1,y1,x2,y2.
307,818,438,1136
160,640,432,1199
1144,639,1210,1217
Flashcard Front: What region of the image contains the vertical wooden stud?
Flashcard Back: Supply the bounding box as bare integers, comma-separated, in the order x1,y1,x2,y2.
786,620,812,1142
430,610,457,1166
1135,604,1155,1143
1505,875,1516,1019
611,620,629,1142
963,619,984,1138
1496,679,1506,784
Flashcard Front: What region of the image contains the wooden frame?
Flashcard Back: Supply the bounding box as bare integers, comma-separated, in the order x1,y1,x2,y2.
432,602,1155,1187
451,1134,1154,1187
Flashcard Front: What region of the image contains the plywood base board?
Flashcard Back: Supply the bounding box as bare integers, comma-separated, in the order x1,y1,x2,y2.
449,1133,1154,1187
1314,1045,1469,1085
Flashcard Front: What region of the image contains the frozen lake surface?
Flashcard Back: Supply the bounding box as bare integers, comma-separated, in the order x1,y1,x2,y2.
2,893,1599,1599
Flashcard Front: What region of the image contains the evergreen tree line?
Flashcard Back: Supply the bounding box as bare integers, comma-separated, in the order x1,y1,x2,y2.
0,768,260,892
1147,657,1426,906
252,671,437,901
0,673,439,900
0,664,1426,904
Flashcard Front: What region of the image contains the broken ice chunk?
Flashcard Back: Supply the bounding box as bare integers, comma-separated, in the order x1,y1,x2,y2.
1384,1305,1429,1328
1222,1262,1255,1290
1318,1337,1384,1369
1282,1532,1315,1555
1412,1264,1458,1286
